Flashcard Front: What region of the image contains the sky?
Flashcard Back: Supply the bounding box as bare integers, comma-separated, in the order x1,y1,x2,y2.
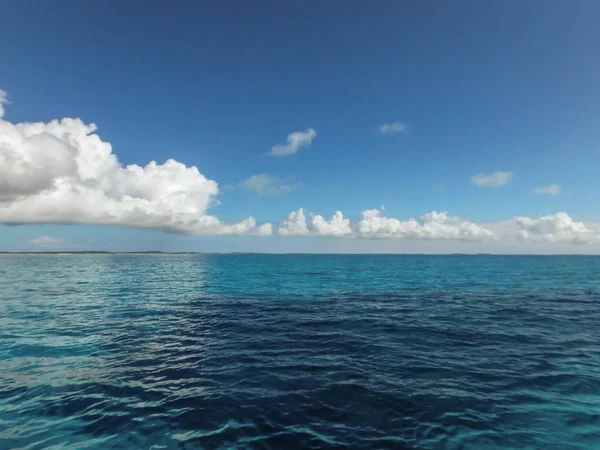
1,0,599,253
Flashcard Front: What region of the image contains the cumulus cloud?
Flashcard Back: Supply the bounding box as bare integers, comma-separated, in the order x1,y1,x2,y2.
241,173,299,195
515,212,598,243
30,235,59,245
276,208,494,240
0,93,271,236
310,211,353,237
470,171,512,187
278,209,353,237
533,184,561,195
278,208,310,236
249,223,274,236
277,209,595,244
378,121,408,134
269,129,316,157
357,208,495,240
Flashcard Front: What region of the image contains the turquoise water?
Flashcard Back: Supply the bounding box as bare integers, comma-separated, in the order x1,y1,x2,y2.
1,254,600,449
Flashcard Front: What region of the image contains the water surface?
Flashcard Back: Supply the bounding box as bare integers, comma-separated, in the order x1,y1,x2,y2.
1,254,599,449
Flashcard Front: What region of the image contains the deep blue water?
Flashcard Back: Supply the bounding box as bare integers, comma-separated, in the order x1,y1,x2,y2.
1,254,600,449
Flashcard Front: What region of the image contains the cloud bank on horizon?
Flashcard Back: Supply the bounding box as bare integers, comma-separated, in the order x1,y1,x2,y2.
0,90,597,246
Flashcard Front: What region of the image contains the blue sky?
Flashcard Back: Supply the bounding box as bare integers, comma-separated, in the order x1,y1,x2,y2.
1,1,599,252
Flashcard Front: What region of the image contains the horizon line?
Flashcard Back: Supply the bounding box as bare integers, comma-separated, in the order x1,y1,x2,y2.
1,251,599,256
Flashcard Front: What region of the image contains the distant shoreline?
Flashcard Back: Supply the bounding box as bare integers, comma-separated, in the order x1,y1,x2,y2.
0,252,598,256
0,251,202,255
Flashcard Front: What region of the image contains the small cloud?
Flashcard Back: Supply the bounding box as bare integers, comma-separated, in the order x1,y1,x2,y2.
30,235,60,245
268,129,316,157
241,173,299,195
533,184,561,195
378,121,408,134
470,171,512,188
0,90,10,117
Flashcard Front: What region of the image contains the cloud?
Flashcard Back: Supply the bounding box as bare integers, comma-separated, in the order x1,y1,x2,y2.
515,212,598,243
277,208,494,240
470,171,512,187
277,209,352,237
241,173,299,195
0,90,8,118
3,91,597,250
249,223,274,236
277,208,353,237
378,121,408,134
269,129,316,157
30,235,59,245
310,211,353,237
357,208,495,240
0,92,271,236
278,208,310,236
533,184,561,195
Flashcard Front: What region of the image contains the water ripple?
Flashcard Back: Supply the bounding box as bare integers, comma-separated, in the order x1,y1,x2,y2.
1,254,600,449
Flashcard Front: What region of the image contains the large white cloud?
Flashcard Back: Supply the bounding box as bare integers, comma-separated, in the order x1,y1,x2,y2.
515,212,598,243
0,93,271,236
268,129,316,157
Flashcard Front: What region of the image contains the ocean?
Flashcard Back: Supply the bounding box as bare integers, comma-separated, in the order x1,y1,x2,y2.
1,254,599,449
